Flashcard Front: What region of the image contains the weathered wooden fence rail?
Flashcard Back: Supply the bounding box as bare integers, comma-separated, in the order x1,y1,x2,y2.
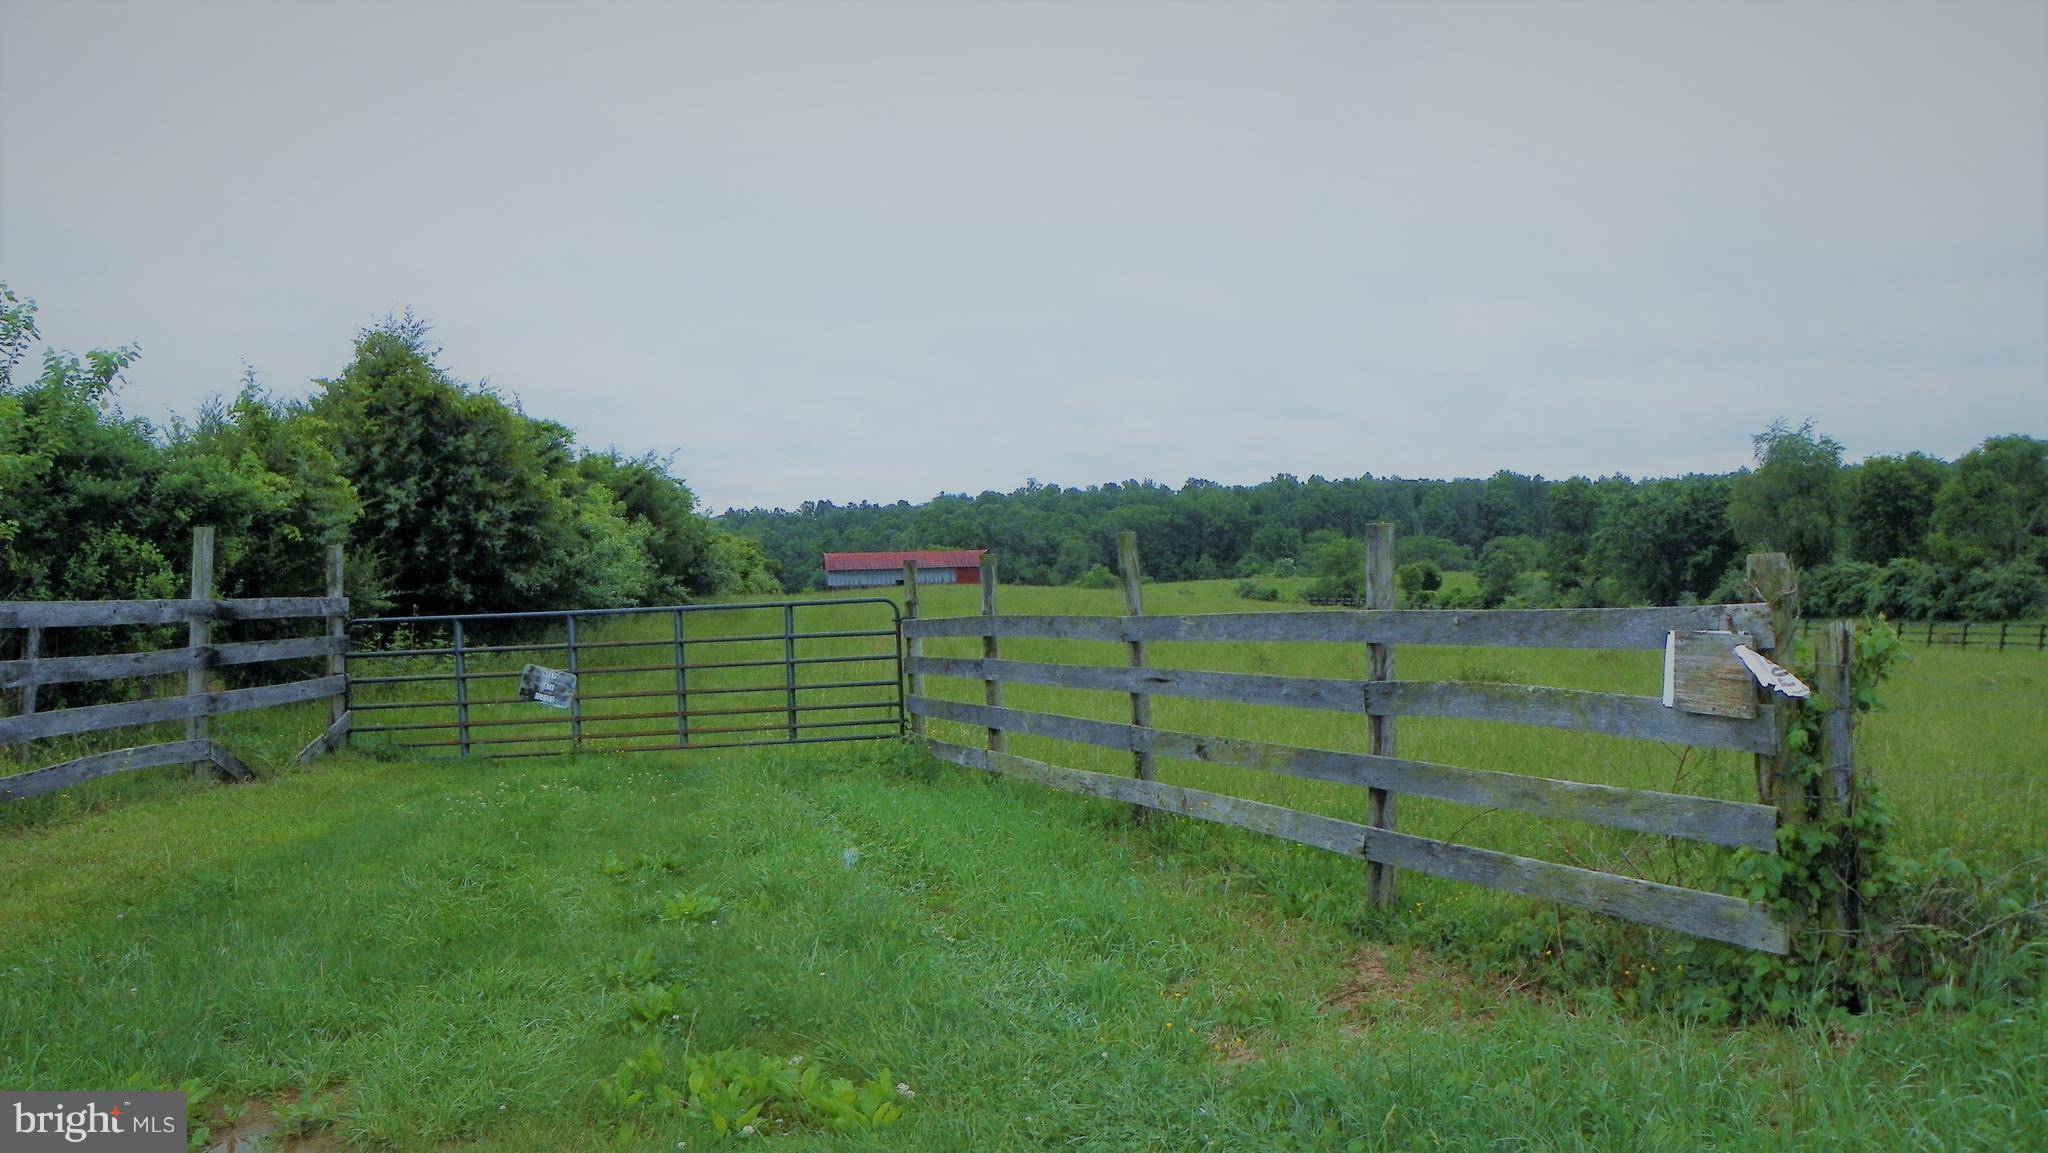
906,530,1834,955
903,603,1775,650
0,528,350,802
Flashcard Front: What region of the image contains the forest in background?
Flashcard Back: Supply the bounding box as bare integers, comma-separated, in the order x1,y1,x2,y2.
722,427,2048,620
3,281,2042,624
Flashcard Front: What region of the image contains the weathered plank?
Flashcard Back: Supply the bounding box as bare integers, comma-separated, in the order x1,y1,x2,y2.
1364,522,1398,908
1359,814,1788,954
0,675,348,744
207,742,252,781
907,696,1778,851
0,636,346,690
325,544,348,732
1377,680,1777,754
15,626,38,767
904,561,924,738
904,603,1776,650
1117,531,1156,821
922,738,1788,953
294,709,353,766
905,657,1777,753
0,596,349,629
911,656,1360,711
925,737,1386,856
187,528,217,777
1665,630,1757,719
0,739,216,801
980,555,1005,756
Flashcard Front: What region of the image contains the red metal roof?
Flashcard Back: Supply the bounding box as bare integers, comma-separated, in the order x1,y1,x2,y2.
823,550,986,572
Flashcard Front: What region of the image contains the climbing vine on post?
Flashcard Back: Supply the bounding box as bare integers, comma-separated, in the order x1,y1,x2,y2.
1727,601,1910,1013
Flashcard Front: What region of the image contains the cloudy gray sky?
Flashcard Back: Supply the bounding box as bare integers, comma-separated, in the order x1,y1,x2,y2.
3,1,2043,511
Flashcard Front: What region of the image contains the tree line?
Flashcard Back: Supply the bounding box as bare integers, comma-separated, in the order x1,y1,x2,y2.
6,280,2039,624
721,421,2048,620
0,284,780,620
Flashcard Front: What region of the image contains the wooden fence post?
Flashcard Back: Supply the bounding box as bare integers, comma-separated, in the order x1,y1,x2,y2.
980,554,1005,757
1746,552,1802,815
187,526,216,778
1817,620,1860,953
325,544,346,735
903,560,923,738
1364,522,1398,909
15,626,38,768
1117,532,1155,823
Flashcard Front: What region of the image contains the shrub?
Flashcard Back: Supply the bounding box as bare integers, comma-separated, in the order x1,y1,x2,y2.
1502,572,1558,609
1396,561,1442,604
1395,535,1474,571
1075,564,1118,589
1954,559,2048,620
1434,586,1479,610
1303,536,1365,603
1867,558,1954,620
1233,579,1280,601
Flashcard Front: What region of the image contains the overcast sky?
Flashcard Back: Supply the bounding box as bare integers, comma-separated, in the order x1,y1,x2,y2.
3,1,2043,511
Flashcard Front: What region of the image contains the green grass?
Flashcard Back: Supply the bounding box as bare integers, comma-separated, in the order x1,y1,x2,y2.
2,743,2042,1150
1,580,2042,1148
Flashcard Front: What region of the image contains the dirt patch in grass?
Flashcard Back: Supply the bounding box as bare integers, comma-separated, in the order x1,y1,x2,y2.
1205,1026,1263,1064
201,1091,349,1153
1329,945,1500,1026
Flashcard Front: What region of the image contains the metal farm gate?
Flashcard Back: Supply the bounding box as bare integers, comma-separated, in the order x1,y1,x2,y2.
344,599,904,758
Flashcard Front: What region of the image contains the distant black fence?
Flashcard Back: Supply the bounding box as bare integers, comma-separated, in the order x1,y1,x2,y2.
1801,618,2045,652
1306,600,2043,653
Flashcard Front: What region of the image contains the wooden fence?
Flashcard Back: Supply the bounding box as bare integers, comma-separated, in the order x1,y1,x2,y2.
906,534,1842,955
0,528,351,802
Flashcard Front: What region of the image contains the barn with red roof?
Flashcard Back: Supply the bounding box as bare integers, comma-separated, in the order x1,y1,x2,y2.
823,550,986,589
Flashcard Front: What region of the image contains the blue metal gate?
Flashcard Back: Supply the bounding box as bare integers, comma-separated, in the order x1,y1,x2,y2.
343,599,904,758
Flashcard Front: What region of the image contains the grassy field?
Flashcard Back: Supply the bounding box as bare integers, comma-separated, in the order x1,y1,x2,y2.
0,580,2042,1148
3,745,2043,1150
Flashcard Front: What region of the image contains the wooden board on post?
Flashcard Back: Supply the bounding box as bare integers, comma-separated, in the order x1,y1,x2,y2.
1664,630,1758,719
1364,522,1398,909
980,554,1004,756
1117,531,1155,823
903,560,923,738
187,527,216,779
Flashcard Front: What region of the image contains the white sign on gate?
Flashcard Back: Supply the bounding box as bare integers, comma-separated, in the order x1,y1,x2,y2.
518,664,577,709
